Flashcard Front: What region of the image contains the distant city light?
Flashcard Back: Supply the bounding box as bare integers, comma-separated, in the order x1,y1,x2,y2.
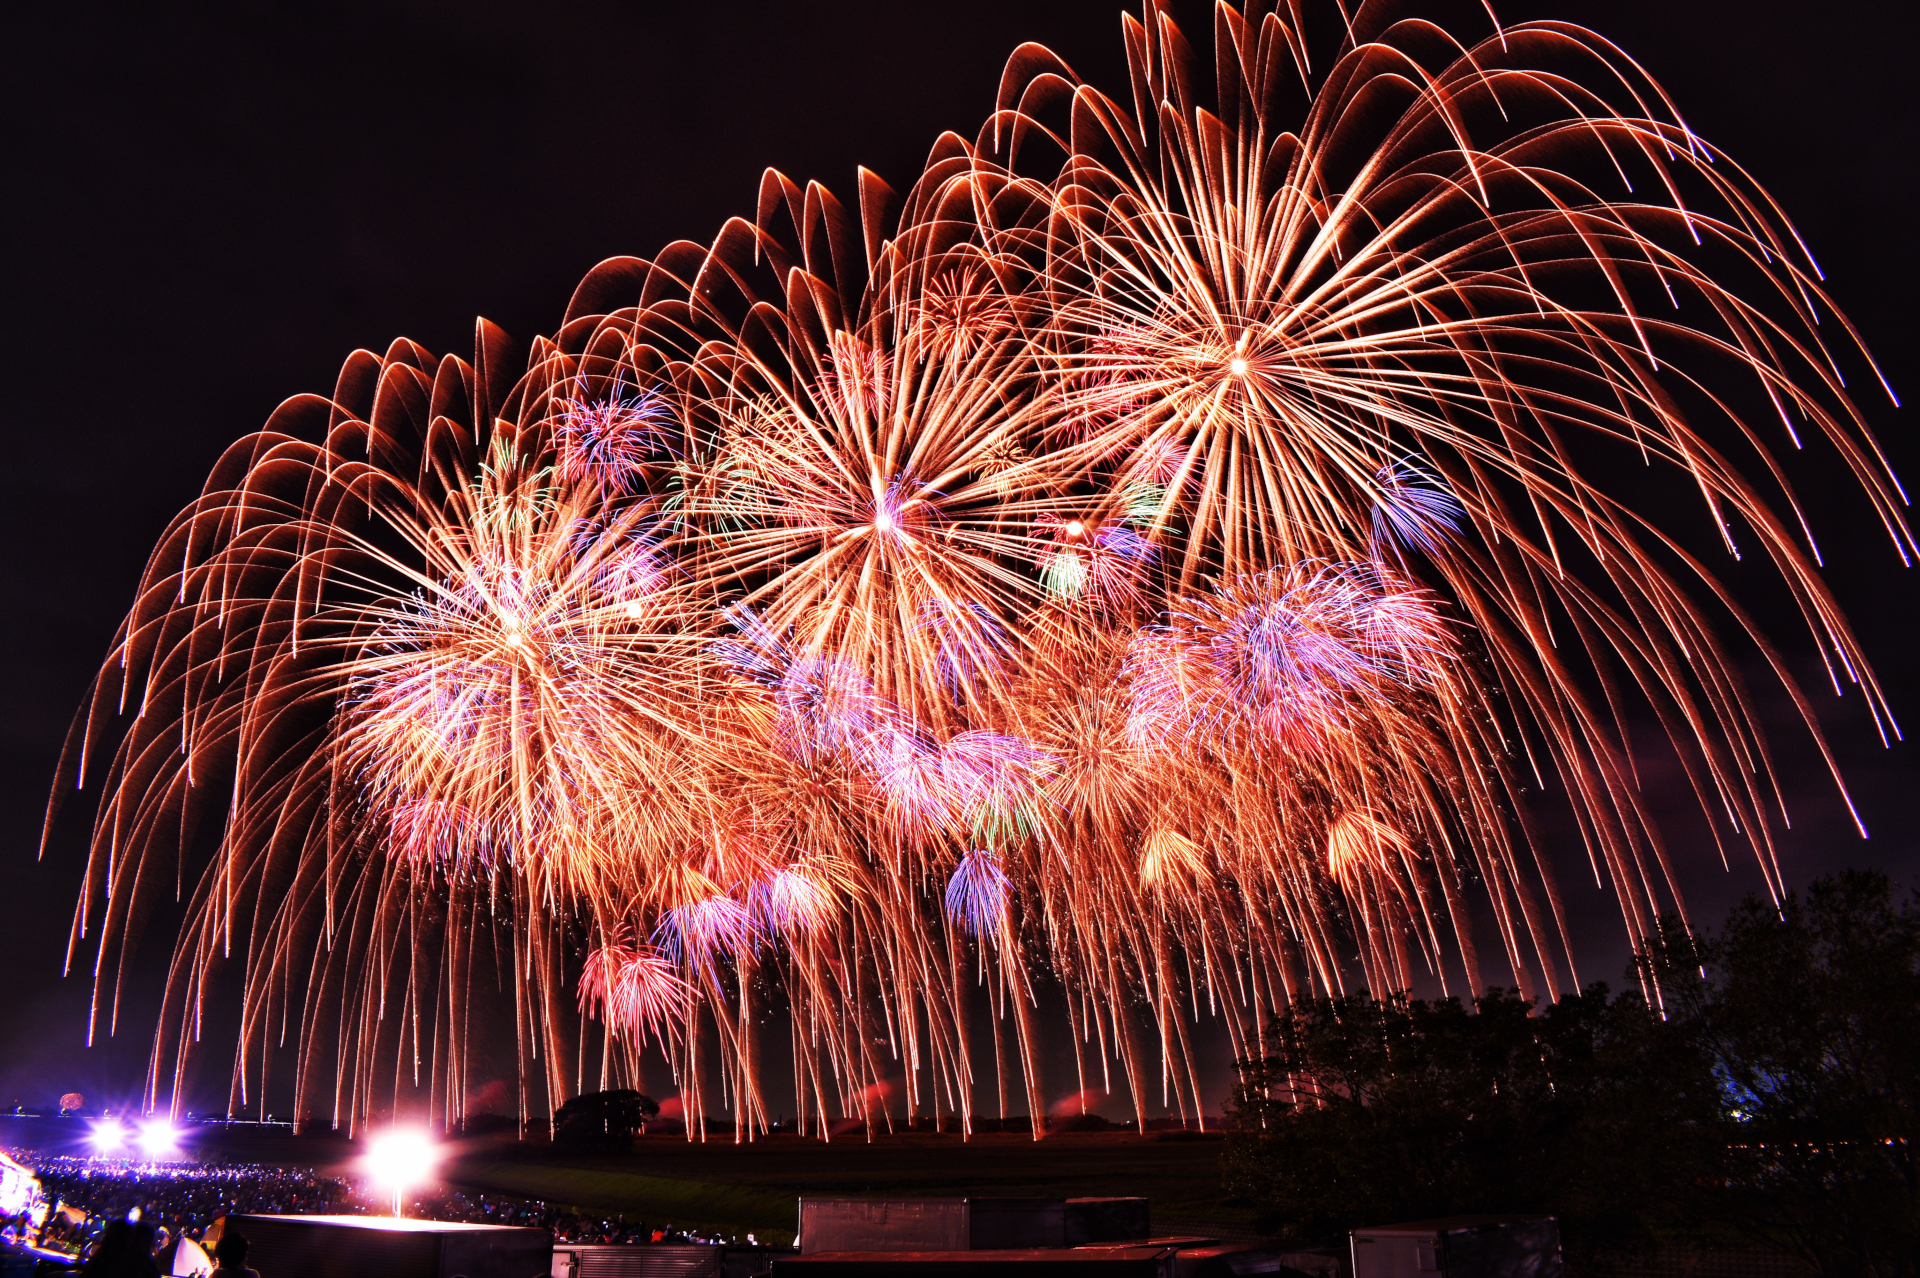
365,1128,437,1217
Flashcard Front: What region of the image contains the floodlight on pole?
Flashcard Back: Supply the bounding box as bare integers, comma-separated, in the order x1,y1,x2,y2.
365,1128,437,1217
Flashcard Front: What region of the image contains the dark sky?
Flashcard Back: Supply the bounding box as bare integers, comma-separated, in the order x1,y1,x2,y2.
1,0,1913,1114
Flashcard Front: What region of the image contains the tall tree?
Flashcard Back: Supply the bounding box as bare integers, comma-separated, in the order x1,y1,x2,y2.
552,1089,659,1152
1226,871,1920,1276
1224,984,1721,1266
1648,869,1919,1274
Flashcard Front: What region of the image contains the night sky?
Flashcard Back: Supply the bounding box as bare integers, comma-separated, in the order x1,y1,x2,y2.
1,0,1912,1115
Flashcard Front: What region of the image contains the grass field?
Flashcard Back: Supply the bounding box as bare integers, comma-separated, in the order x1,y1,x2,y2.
447,1132,1247,1245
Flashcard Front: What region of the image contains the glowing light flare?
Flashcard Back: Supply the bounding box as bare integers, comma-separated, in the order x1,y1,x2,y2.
364,1128,438,1216
88,1118,130,1157
135,1117,182,1160
864,476,934,545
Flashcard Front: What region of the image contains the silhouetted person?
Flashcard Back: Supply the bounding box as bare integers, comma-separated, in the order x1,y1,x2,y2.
211,1233,258,1278
81,1220,159,1278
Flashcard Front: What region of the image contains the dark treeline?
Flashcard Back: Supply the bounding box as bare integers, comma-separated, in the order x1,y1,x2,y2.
1223,869,1919,1276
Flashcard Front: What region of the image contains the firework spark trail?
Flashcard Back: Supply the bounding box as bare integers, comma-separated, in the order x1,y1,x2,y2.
49,1,1907,1139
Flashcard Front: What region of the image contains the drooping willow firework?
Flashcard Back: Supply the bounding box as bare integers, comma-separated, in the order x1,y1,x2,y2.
52,0,1907,1139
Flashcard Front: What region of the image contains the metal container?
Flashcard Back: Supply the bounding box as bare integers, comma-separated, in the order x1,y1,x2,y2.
799,1198,1152,1255
797,1200,970,1255
231,1215,552,1278
551,1245,786,1278
969,1201,1066,1250
1349,1217,1560,1278
551,1247,720,1278
1062,1201,1150,1247
774,1245,1178,1277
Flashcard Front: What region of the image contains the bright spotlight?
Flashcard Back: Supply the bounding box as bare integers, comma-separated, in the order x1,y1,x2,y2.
365,1128,437,1217
135,1117,182,1160
88,1118,130,1157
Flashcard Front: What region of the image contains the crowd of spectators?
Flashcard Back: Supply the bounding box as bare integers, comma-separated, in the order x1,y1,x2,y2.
8,1155,737,1271
29,1159,354,1247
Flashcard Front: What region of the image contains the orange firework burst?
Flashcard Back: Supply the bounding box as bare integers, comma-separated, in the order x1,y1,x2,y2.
52,1,1906,1140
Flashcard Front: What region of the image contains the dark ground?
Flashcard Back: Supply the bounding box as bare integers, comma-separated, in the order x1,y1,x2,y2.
0,1115,1241,1246
447,1131,1241,1245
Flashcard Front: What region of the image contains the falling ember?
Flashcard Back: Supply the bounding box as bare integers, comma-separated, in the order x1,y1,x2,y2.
1370,462,1464,557
1139,828,1206,890
944,849,1011,938
1326,811,1415,898
653,895,758,982
52,0,1906,1143
579,941,695,1046
553,380,673,496
752,866,841,936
